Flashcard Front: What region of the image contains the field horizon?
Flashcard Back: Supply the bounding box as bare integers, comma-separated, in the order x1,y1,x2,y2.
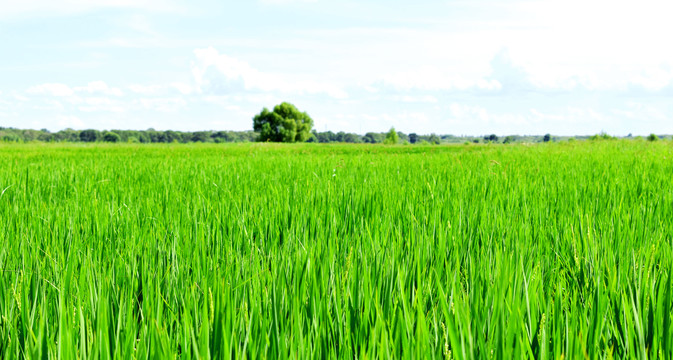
2,125,672,145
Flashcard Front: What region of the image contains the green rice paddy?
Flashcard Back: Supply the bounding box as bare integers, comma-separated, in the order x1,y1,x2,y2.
1,141,672,358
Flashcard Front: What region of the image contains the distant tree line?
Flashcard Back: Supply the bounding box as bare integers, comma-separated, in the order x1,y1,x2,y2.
0,126,669,144
307,130,442,144
0,127,258,143
0,127,445,144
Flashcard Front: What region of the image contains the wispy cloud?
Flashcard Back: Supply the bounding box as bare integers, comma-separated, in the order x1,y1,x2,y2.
0,0,182,19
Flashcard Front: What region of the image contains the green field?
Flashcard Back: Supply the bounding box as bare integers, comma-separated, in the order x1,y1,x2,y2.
1,141,672,359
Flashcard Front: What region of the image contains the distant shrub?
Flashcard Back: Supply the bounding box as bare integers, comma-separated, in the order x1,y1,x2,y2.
103,131,121,143
80,129,100,142
484,134,498,143
647,133,659,142
590,132,615,141
2,134,21,142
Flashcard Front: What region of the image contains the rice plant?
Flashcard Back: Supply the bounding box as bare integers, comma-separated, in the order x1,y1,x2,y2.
0,140,671,358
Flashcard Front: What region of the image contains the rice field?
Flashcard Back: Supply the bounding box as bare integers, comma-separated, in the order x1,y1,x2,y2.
1,140,672,359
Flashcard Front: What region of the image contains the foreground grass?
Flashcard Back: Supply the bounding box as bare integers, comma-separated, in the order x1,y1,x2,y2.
1,141,672,359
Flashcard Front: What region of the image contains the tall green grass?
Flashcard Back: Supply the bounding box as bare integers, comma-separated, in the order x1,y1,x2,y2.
0,141,672,358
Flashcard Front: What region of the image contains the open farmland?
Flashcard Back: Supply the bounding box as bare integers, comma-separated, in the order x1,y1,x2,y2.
1,141,672,359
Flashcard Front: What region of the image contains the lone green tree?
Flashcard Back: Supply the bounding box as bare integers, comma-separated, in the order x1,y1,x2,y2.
384,127,399,144
253,102,314,142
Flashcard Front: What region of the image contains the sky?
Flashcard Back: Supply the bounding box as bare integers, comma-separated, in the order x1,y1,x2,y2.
1,0,672,136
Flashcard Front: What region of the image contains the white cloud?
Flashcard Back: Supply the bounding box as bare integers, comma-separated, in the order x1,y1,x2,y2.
279,2,673,95
137,97,187,112
56,115,84,129
25,82,127,112
612,102,670,123
33,99,64,111
128,84,164,95
442,103,620,135
259,0,317,4
127,83,194,96
630,68,673,92
78,97,125,112
192,47,261,91
380,66,502,92
202,96,241,110
448,103,491,124
75,81,124,96
528,107,603,127
391,95,438,103
497,0,673,92
26,83,74,97
328,111,431,133
192,47,348,99
121,14,157,36
170,82,194,95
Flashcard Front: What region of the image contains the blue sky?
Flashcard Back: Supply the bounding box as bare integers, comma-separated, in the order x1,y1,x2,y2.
1,0,672,136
